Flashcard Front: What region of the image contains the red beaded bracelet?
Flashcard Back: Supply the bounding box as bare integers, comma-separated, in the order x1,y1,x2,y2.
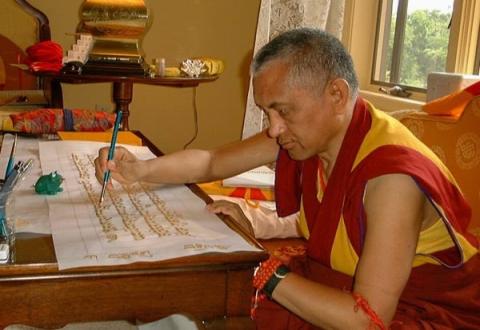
253,257,283,291
253,257,290,297
251,257,290,319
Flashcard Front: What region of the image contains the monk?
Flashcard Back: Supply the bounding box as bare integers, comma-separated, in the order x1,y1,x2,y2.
95,28,480,329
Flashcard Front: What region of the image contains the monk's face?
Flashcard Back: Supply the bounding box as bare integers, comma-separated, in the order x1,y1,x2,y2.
253,60,340,160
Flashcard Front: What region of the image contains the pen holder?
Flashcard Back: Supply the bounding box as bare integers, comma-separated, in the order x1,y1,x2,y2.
0,192,15,264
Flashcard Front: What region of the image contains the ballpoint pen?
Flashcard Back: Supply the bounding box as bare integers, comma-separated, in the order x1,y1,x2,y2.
99,111,123,205
4,134,17,180
0,159,33,194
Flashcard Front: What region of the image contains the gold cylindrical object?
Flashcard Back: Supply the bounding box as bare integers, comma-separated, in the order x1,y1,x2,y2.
77,0,150,68
79,0,149,38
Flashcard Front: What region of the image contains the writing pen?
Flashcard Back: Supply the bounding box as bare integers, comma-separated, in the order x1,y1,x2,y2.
99,111,123,205
4,134,17,180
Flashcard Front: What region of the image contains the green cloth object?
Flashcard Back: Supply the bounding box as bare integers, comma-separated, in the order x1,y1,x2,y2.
35,171,64,195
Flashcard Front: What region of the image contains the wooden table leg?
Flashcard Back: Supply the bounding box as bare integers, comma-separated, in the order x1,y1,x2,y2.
49,78,64,108
113,81,133,130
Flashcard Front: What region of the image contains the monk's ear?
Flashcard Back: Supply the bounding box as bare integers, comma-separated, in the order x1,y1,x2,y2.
327,78,350,112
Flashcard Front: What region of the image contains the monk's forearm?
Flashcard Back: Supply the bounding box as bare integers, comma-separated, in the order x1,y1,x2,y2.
141,149,217,184
272,273,378,329
138,132,279,185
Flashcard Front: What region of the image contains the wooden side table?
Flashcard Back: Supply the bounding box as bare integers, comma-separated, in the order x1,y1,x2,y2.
41,73,219,130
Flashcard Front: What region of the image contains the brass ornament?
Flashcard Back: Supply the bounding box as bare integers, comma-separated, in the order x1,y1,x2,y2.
77,0,150,74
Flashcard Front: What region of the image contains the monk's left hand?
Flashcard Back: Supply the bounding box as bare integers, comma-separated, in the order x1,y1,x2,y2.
206,200,255,237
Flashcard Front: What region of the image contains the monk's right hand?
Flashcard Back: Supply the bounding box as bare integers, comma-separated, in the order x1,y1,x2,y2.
94,146,145,188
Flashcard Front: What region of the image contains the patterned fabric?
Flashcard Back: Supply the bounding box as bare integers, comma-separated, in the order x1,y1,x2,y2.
399,87,480,237
10,108,116,133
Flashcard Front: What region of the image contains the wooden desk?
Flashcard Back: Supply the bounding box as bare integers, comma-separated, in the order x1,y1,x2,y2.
0,132,266,328
41,73,219,130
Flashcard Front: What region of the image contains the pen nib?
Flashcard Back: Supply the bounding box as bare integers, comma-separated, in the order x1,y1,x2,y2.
99,184,107,205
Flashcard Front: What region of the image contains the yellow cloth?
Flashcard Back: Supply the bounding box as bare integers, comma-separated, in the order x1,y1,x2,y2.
2,117,14,131
57,131,143,146
198,180,275,201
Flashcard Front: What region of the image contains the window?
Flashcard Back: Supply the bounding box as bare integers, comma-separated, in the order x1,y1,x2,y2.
475,23,480,73
344,0,480,104
372,0,454,91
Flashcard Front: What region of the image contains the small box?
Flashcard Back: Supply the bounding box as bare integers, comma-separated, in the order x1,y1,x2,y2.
427,72,480,102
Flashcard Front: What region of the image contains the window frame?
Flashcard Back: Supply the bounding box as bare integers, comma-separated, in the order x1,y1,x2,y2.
475,24,480,72
344,0,480,105
447,0,480,73
371,0,437,93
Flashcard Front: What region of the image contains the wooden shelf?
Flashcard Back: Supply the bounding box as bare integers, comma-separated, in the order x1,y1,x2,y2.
38,71,219,130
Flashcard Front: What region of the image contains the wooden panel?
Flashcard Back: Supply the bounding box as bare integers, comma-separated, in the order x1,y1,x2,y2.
0,34,37,90
225,268,255,317
0,270,228,328
0,233,264,327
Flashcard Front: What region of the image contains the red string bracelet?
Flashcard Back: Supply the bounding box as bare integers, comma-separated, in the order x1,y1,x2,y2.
272,244,306,265
352,292,387,330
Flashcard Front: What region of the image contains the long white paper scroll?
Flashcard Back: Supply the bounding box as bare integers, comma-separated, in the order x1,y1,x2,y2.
37,140,259,270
